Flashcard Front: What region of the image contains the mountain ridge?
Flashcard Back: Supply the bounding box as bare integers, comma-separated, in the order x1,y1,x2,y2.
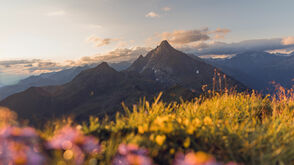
0,41,246,125
0,61,132,101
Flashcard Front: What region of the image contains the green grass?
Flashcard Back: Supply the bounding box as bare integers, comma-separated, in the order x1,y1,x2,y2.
2,89,294,164
60,89,294,165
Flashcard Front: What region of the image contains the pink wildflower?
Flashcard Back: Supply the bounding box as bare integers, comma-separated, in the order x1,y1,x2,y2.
112,144,153,165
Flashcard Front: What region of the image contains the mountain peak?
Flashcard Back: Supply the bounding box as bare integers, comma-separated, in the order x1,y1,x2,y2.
149,40,179,58
99,62,109,67
70,61,120,84
138,54,144,59
95,62,111,70
158,40,173,50
160,40,171,46
90,62,117,74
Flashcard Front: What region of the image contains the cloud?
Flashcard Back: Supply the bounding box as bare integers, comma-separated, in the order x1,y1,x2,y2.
155,28,231,45
47,10,66,16
282,36,294,45
0,60,40,68
0,46,151,85
183,38,294,55
210,28,231,39
151,28,293,56
0,46,151,77
198,54,236,59
75,47,151,65
175,41,209,51
160,28,210,44
87,35,119,47
0,59,68,74
162,7,171,12
116,41,129,48
145,12,160,18
211,28,231,34
266,48,294,55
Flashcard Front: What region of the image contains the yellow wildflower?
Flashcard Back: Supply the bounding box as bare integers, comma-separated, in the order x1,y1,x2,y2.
183,119,189,126
149,134,155,141
183,137,191,148
155,135,166,146
186,125,194,135
169,148,175,154
192,118,201,127
138,124,148,134
138,126,145,134
153,116,168,126
204,116,213,125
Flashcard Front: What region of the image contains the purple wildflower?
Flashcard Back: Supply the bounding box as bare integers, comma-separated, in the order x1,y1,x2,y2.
0,126,45,165
47,126,101,165
112,144,153,165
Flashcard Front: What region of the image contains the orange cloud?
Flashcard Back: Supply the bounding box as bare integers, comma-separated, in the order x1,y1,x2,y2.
160,28,210,44
76,47,151,65
87,36,119,47
209,28,231,39
266,48,294,54
158,28,231,45
162,7,171,12
0,46,151,76
212,28,231,34
282,36,294,45
0,59,66,75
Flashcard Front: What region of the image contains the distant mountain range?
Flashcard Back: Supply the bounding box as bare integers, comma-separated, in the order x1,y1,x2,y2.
0,61,132,101
0,41,245,125
204,51,294,92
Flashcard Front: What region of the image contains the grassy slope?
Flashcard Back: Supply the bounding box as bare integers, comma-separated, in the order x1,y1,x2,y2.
62,89,294,165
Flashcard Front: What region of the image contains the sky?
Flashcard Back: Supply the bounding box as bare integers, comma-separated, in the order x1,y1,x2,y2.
1,0,294,85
